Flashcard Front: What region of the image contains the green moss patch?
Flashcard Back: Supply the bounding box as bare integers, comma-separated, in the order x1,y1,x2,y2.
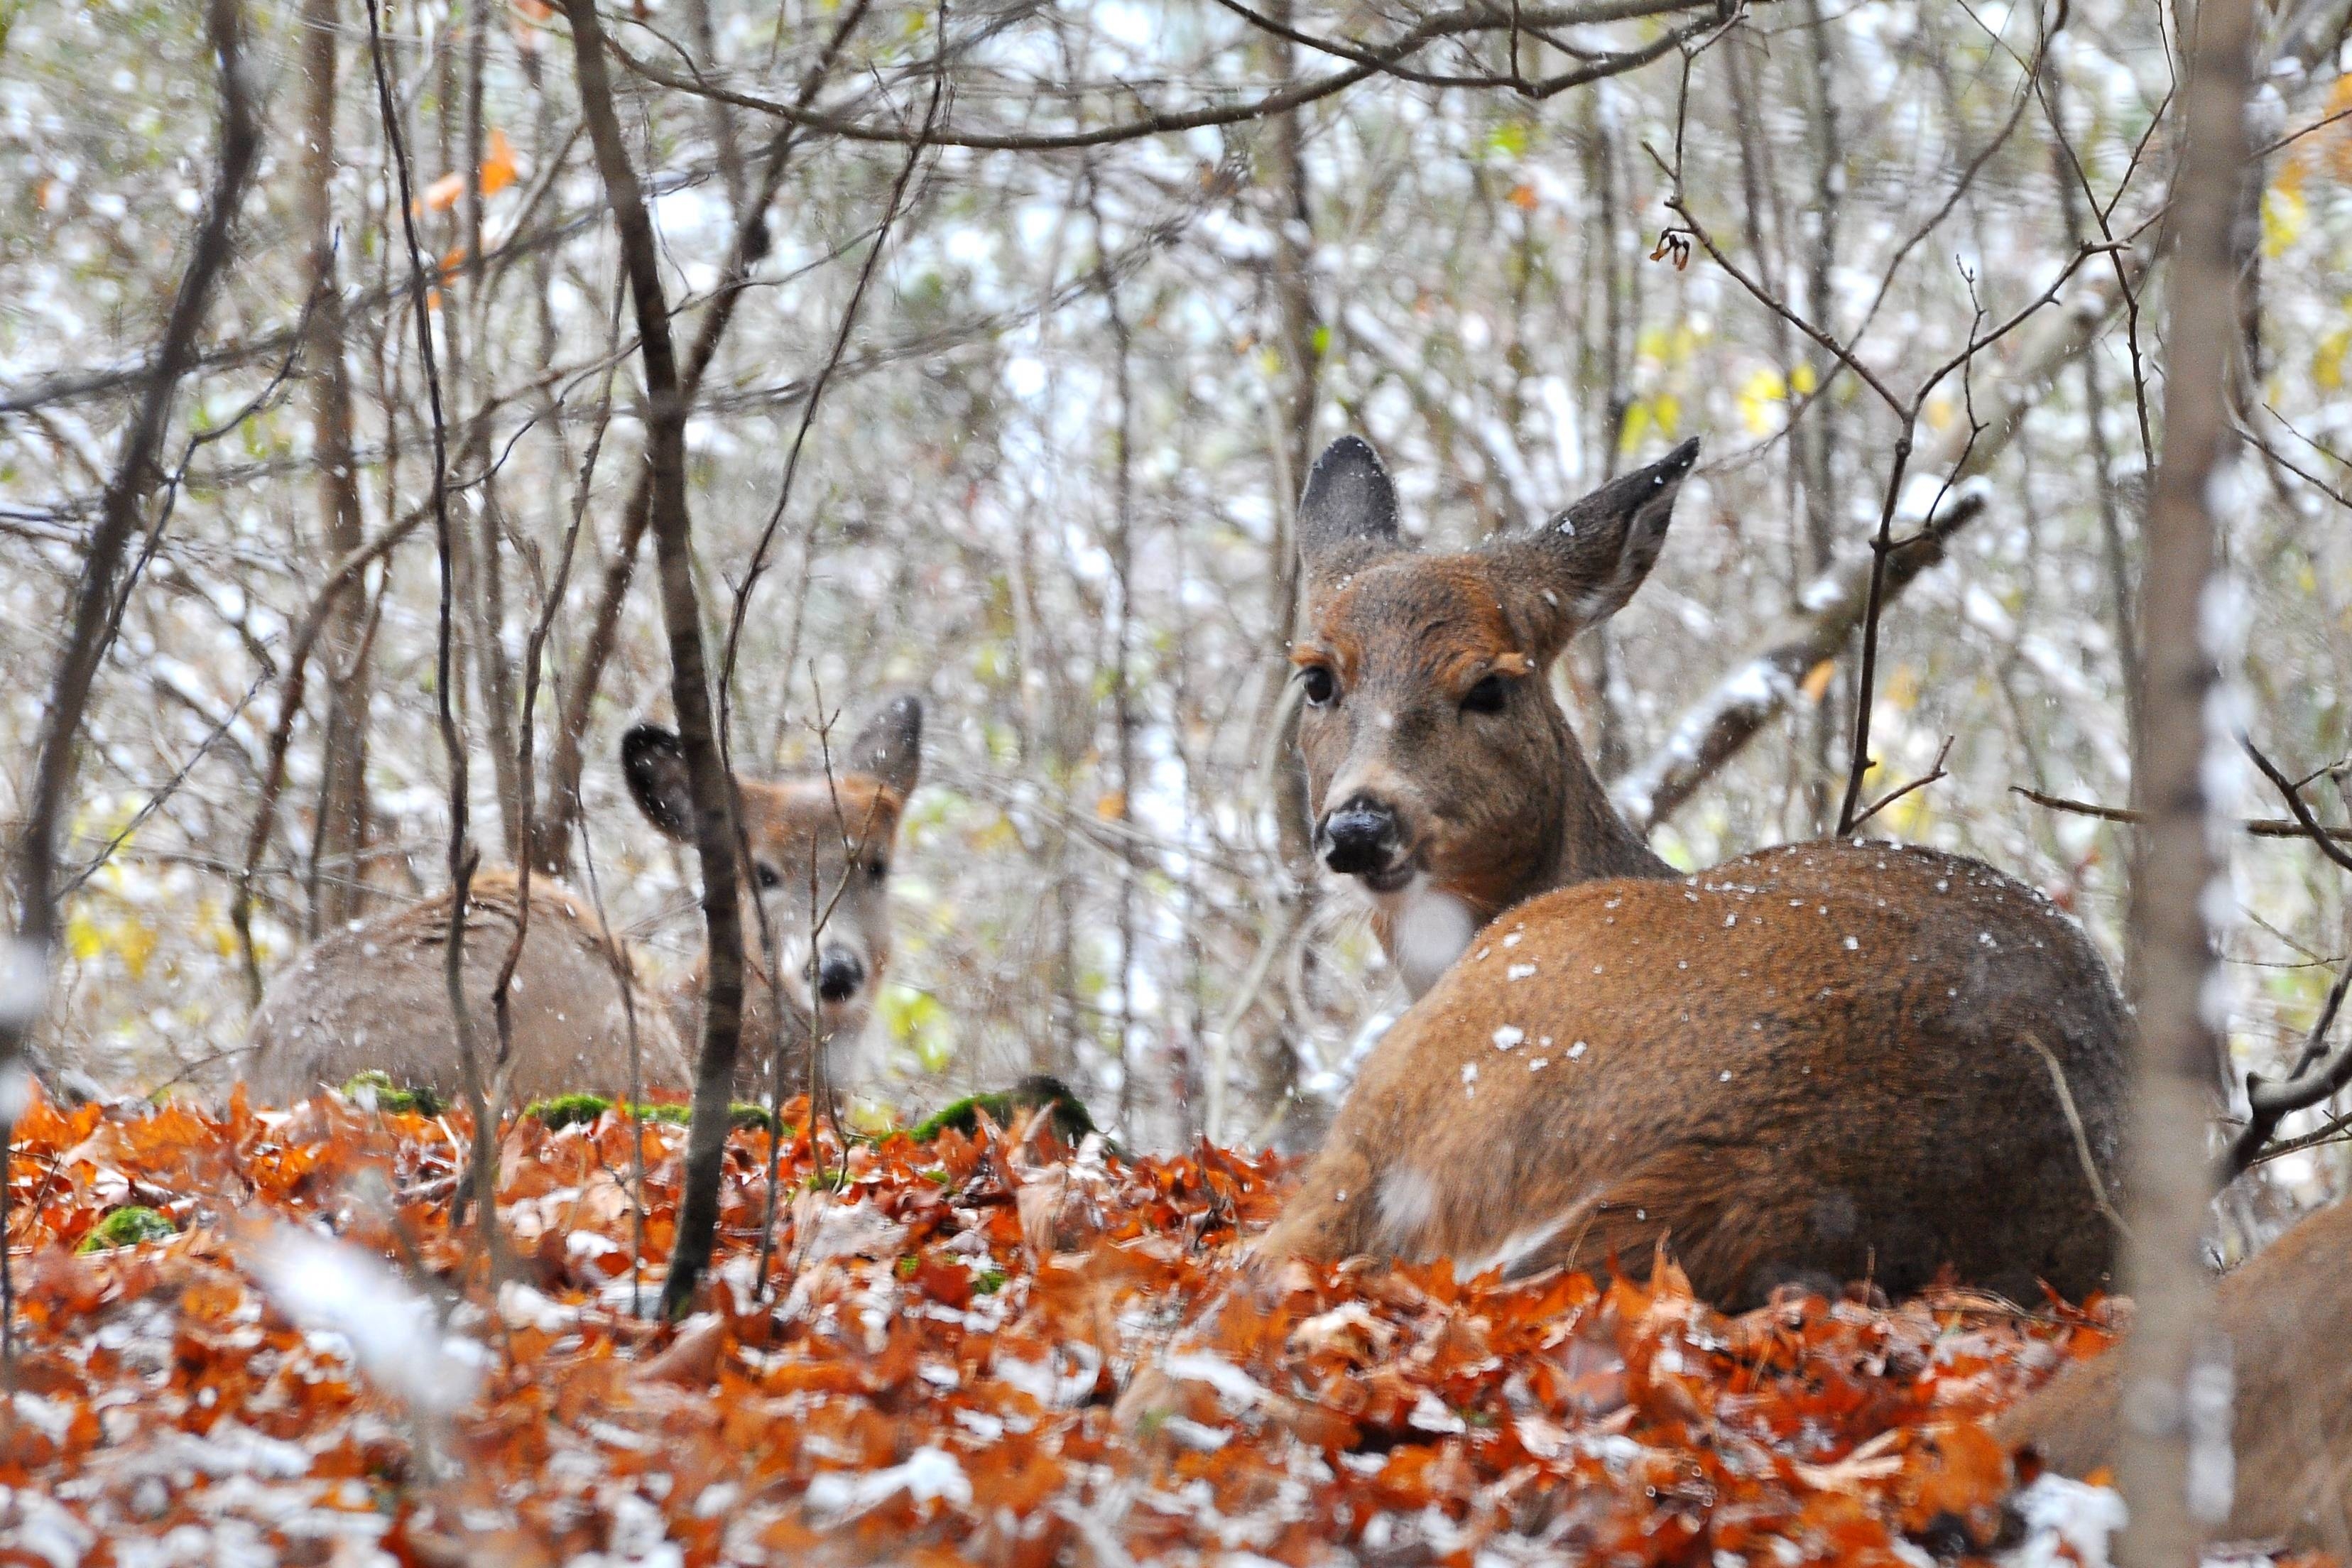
523,1094,778,1134
77,1206,177,1253
911,1075,1098,1145
339,1072,443,1117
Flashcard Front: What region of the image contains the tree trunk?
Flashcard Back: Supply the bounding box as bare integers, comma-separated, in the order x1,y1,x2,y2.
2116,0,2256,1559
300,0,377,935
560,0,746,1322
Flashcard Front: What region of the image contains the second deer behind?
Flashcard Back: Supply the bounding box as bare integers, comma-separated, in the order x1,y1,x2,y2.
1256,437,2128,1307
241,697,922,1110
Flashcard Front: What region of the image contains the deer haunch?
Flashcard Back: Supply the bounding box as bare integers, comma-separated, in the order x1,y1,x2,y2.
1996,1196,2352,1551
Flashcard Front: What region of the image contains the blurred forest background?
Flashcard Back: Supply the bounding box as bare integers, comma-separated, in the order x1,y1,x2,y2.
3,0,2348,1228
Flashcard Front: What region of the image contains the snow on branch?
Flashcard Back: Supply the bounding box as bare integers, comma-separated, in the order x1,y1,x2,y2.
1611,488,1986,834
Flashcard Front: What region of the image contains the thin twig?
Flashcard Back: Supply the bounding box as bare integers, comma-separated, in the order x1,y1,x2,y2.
2242,736,2352,875
1846,736,1955,833
366,0,501,1273
2020,1032,2134,1241
58,670,271,900
2011,786,2352,846
611,0,1717,151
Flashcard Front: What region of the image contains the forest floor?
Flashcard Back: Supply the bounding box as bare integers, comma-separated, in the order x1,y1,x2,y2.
0,1082,2229,1567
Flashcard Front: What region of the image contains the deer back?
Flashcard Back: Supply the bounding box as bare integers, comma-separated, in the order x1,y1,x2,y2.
243,697,924,1109
1256,841,2128,1305
243,869,689,1105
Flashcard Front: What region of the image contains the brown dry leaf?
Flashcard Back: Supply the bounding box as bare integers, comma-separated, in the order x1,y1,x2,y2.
639,1312,731,1388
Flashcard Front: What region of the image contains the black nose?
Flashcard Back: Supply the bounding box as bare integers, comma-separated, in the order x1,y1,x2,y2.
1320,797,1400,876
815,949,865,1003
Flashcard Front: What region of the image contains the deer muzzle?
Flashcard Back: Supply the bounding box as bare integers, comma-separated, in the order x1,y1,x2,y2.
1319,797,1410,888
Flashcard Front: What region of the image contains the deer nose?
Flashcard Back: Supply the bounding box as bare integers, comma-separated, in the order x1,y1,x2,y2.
815,948,866,1004
1320,797,1403,876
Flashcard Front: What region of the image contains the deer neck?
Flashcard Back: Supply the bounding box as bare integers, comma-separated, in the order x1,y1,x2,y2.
1537,724,1676,896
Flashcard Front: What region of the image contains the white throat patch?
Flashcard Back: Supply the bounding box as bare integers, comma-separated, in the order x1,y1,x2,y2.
1375,876,1481,999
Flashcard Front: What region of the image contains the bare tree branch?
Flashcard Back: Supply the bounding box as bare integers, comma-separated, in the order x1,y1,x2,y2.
2243,736,2352,876
2225,956,2352,1180
2012,787,2352,847
1612,491,1986,832
608,0,1722,150
364,0,503,1269
533,0,874,877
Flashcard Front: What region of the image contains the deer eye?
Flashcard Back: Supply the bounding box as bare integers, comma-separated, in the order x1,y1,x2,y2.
1462,674,1510,714
1300,665,1337,707
867,860,890,883
753,861,783,891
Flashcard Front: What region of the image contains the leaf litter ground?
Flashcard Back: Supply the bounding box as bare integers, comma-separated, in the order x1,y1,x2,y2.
0,1083,2162,1565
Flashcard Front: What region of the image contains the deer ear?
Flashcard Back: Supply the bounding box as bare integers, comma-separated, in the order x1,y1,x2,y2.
844,696,922,797
1496,437,1698,648
621,724,695,842
1298,435,1405,592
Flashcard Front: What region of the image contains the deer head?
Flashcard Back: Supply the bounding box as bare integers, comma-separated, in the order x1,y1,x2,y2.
623,696,923,1042
1290,436,1698,994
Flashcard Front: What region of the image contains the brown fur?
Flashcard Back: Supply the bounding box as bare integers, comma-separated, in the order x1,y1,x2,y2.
243,870,690,1104
1995,1198,2352,1551
1296,553,1668,937
1265,435,2129,1306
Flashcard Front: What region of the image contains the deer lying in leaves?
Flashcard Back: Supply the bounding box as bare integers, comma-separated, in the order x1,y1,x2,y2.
1249,435,2128,1307
241,697,922,1108
1997,1196,2352,1549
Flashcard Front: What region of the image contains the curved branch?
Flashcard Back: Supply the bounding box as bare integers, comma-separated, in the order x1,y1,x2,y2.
2225,957,2352,1179
607,0,1721,151
2243,736,2352,875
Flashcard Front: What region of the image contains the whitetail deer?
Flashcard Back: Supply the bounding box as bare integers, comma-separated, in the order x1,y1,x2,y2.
241,698,922,1107
1253,435,2129,1306
1996,1197,2352,1551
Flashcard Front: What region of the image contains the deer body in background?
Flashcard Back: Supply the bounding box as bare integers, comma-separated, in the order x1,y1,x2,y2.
244,869,687,1106
1254,437,2128,1306
1994,1194,2352,1550
241,698,922,1108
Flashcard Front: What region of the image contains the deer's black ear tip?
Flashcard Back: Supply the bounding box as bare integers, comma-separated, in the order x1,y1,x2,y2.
1313,434,1385,477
